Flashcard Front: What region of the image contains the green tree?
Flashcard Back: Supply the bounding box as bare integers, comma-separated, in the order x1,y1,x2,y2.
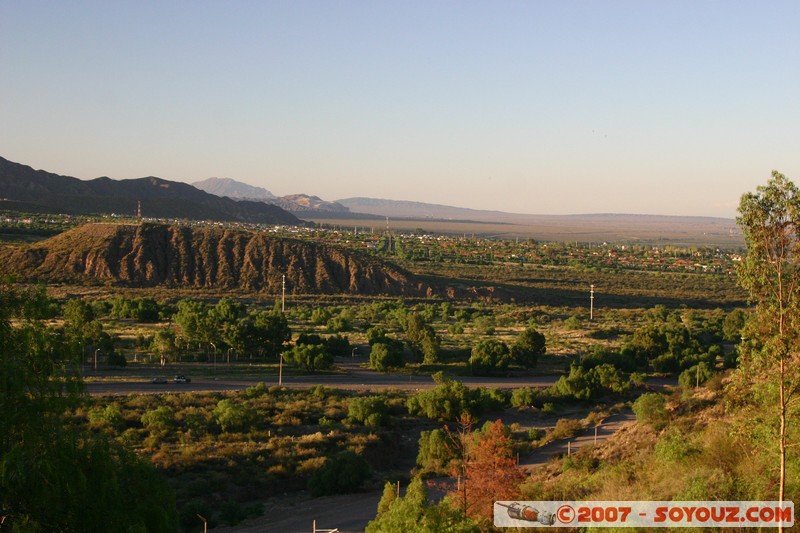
150,329,177,366
632,392,669,430
366,477,479,533
735,171,800,509
213,399,253,432
369,341,404,371
511,327,546,368
241,311,291,359
722,308,747,343
284,343,332,372
174,299,211,345
404,312,440,364
470,339,511,375
417,428,458,475
348,395,389,427
0,282,177,531
376,481,398,518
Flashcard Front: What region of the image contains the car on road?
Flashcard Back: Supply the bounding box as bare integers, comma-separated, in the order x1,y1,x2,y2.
173,375,191,384
150,377,167,384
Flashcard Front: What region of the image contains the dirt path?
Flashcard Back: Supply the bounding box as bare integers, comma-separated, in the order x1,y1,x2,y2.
519,410,635,470
213,411,636,532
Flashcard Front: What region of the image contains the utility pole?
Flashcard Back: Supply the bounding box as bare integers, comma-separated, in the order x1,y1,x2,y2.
282,274,286,313
590,284,595,321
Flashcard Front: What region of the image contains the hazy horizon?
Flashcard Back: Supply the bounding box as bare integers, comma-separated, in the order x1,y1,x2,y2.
2,2,798,218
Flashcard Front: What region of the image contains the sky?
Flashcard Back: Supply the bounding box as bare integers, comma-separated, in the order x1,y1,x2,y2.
2,2,798,218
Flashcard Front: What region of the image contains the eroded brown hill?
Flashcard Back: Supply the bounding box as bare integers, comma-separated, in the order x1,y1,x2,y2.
0,223,423,295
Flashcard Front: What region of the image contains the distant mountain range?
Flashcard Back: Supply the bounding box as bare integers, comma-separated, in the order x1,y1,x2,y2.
192,177,277,200
0,159,741,245
192,177,350,214
0,157,301,225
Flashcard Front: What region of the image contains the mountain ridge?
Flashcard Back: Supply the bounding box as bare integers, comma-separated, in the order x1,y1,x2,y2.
0,157,301,225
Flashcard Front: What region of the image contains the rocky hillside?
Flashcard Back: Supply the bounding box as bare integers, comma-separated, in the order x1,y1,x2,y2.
0,223,423,295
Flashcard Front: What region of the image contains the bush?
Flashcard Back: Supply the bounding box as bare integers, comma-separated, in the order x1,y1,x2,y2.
511,327,546,368
511,387,538,408
632,393,668,430
406,380,478,421
311,307,332,325
348,396,389,427
309,451,371,497
141,406,175,436
550,418,583,440
325,334,350,356
212,399,253,432
416,428,456,475
88,405,125,430
369,341,404,371
284,344,333,372
470,339,511,375
581,346,637,372
219,500,264,526
678,362,714,389
528,428,545,441
655,429,697,462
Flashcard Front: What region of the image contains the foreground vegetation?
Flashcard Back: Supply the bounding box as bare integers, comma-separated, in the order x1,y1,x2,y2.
4,173,800,532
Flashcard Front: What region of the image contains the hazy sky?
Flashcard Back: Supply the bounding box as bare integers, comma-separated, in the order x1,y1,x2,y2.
2,2,798,218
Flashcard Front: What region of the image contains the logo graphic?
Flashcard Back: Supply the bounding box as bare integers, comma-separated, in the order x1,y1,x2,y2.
495,502,556,525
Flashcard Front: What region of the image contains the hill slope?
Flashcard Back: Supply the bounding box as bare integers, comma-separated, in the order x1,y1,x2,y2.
0,157,300,225
0,223,422,295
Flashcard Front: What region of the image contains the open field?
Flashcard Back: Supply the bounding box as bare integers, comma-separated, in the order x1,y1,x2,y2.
302,213,744,247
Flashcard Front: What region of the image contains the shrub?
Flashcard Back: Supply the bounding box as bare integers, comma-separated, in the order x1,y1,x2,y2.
326,316,351,333
511,387,538,408
406,380,477,421
369,341,404,371
550,418,584,440
348,396,389,427
324,334,350,356
528,428,545,441
511,328,546,368
563,315,582,330
632,393,668,430
366,326,389,345
581,346,637,372
141,406,175,436
284,344,333,372
416,428,457,475
470,339,511,375
655,429,697,462
310,307,332,325
212,399,253,432
309,451,371,497
678,362,714,389
179,499,214,532
88,405,125,430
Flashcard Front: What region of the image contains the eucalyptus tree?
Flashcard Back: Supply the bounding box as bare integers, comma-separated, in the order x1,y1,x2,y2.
736,171,800,511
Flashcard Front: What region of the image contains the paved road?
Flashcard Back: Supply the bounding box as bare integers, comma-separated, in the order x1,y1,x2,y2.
85,359,560,395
